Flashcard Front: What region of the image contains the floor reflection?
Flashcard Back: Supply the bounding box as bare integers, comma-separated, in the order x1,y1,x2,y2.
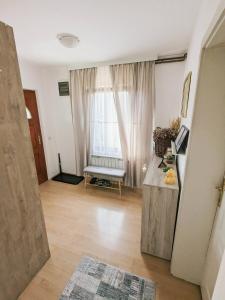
97,208,125,246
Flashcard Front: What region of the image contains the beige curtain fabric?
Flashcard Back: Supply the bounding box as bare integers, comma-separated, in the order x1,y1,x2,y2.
70,67,97,176
110,61,155,187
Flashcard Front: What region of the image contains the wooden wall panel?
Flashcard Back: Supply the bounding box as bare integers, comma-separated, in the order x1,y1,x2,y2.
0,21,50,300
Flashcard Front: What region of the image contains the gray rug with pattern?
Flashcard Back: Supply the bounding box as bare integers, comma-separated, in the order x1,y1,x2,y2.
59,256,155,300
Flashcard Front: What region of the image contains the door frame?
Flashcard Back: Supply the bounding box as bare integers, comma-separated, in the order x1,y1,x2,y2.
171,7,225,290
197,11,225,300
24,89,48,183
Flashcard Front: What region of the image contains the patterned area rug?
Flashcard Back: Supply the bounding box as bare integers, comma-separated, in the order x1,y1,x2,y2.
59,256,155,300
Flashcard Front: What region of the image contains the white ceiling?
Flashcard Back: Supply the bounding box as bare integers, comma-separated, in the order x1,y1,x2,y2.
0,0,203,67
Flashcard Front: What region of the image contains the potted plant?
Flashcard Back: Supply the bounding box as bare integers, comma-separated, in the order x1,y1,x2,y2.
153,118,180,157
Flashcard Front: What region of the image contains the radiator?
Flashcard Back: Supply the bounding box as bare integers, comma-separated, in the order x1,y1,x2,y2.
89,155,124,169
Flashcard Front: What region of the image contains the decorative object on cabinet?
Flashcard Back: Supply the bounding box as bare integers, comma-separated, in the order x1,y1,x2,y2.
153,117,181,158
141,155,179,260
170,117,181,134
164,148,174,164
158,157,167,168
153,127,177,157
164,168,176,185
163,166,172,173
165,155,174,164
181,72,192,118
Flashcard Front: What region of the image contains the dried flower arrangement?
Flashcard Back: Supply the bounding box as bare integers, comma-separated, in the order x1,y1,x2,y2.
170,117,181,135
153,127,177,142
153,117,181,157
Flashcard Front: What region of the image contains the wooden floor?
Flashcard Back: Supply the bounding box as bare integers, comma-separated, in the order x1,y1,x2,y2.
19,180,201,300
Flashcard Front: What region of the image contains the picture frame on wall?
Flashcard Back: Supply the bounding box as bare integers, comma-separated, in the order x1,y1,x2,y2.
181,72,192,118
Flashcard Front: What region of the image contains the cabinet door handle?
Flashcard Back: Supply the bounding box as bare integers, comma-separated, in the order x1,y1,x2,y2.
38,135,41,145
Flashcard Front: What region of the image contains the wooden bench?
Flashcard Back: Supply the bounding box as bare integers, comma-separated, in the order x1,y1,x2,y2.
83,165,126,197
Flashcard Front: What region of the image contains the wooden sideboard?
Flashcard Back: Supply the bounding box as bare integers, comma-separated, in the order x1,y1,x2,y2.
141,155,179,260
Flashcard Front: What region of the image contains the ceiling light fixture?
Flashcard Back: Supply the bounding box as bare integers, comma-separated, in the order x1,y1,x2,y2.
57,33,80,48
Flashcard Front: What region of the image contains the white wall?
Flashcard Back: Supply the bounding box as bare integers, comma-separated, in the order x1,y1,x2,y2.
178,0,225,182
19,59,59,178
40,67,75,175
155,62,185,128
19,61,75,177
172,0,225,285
19,59,184,179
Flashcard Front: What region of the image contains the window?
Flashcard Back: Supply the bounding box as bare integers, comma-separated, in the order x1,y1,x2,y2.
90,90,122,158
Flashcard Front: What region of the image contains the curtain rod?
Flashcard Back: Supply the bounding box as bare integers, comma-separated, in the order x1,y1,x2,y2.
155,53,187,64
69,53,187,70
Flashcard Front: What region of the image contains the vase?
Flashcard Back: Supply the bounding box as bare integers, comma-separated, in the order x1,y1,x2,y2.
154,138,171,157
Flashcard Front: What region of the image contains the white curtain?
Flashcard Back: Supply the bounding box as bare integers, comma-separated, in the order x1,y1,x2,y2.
70,62,155,186
110,61,155,187
90,90,122,158
70,67,97,176
90,66,122,158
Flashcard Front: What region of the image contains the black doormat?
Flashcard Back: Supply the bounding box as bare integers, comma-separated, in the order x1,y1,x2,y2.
52,173,84,185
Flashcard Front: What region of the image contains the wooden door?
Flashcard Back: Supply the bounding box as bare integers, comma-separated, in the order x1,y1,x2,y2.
199,44,225,299
202,177,225,299
24,90,48,184
0,21,50,300
212,248,225,299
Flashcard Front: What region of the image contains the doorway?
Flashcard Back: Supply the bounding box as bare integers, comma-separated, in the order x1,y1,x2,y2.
24,90,48,184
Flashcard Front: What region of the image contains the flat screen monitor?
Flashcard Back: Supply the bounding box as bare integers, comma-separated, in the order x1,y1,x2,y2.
175,125,189,154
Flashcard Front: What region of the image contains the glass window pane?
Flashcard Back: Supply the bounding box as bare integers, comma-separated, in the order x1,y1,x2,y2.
90,91,122,158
